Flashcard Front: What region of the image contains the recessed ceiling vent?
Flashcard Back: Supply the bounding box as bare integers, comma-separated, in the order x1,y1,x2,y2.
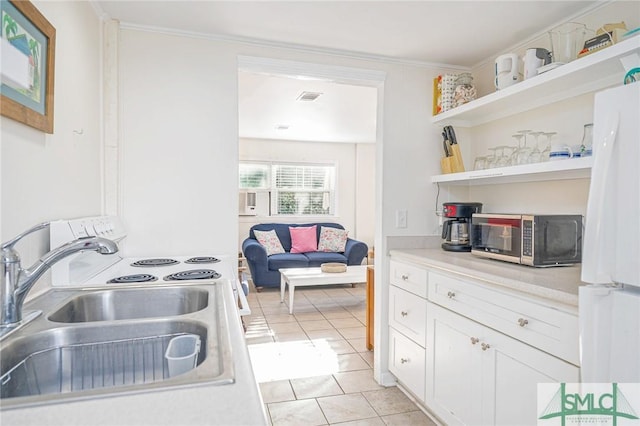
296,91,323,102
275,124,290,130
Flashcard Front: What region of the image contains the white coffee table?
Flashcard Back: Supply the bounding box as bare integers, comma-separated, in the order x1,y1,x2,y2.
280,265,367,314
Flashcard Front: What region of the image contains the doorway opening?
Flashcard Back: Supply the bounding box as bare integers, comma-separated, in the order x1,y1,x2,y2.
236,56,384,276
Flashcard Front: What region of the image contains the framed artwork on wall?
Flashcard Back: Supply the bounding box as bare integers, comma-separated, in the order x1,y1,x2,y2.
1,0,55,133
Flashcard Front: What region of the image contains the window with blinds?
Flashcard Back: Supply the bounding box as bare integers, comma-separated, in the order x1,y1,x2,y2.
239,163,269,189
239,162,336,216
273,164,335,215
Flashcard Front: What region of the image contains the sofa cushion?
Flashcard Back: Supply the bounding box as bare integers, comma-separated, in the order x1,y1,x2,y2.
304,251,348,266
268,253,310,271
290,225,318,253
254,229,285,255
318,226,349,252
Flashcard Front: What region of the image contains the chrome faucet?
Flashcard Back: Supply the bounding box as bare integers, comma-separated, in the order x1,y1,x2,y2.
1,222,119,327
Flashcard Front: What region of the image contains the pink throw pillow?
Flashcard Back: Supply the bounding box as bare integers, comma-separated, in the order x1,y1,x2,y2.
290,225,318,253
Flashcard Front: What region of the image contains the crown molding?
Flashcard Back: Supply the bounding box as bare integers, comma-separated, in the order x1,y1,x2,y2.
118,21,470,72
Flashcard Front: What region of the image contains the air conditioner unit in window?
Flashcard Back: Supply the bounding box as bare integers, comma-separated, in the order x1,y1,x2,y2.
239,191,257,216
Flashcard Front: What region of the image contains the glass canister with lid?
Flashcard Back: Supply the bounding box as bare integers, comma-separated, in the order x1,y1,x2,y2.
453,72,477,108
580,123,593,157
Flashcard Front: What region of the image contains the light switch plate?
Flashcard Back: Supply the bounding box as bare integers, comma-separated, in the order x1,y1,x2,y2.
396,210,408,228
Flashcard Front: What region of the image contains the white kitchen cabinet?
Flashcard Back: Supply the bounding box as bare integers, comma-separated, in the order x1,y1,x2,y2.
388,260,428,401
389,252,582,425
428,271,579,365
389,285,427,346
426,302,580,426
389,259,428,298
483,320,579,426
426,302,481,425
389,327,426,402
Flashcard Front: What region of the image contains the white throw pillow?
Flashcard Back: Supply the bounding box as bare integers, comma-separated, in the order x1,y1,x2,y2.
317,226,348,252
254,229,285,256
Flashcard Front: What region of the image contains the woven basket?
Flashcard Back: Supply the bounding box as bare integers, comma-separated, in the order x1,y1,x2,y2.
320,263,347,273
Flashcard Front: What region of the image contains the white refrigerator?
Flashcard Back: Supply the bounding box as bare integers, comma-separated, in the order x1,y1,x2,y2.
580,82,640,383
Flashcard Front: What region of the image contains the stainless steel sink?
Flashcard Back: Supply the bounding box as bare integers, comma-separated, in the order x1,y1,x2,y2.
0,283,234,409
48,287,209,322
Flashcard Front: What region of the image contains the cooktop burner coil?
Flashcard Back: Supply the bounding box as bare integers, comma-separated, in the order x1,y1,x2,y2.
163,269,221,281
131,258,179,267
184,256,220,264
107,274,158,284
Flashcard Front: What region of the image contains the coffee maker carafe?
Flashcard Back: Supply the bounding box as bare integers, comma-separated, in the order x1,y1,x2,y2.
442,202,483,252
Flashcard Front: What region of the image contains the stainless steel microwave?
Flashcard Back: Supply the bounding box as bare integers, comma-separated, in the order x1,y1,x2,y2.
470,214,582,267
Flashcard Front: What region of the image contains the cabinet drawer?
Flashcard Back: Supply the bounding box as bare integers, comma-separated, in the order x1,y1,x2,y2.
428,271,579,365
389,327,426,402
390,260,428,298
389,285,427,346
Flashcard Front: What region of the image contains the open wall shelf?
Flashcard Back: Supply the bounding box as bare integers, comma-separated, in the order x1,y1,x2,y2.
432,36,640,127
431,157,593,186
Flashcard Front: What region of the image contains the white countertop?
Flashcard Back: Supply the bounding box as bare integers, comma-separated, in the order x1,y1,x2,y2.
390,248,583,307
0,280,268,426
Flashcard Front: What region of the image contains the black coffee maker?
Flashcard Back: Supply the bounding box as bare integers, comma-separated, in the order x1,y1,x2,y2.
441,202,483,252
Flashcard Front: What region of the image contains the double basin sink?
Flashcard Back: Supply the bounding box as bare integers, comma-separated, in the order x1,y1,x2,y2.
0,283,234,409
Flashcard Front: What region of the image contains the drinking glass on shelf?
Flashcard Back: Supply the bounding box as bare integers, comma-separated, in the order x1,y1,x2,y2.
510,134,524,165
514,131,532,165
496,146,514,168
473,156,488,170
529,131,544,163
517,146,532,165
517,129,532,147
541,132,557,161
486,148,499,169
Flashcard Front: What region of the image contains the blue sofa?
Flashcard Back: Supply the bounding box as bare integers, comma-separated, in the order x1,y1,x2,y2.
242,223,368,289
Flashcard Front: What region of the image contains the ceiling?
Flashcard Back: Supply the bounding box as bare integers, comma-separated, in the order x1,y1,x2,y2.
95,0,599,143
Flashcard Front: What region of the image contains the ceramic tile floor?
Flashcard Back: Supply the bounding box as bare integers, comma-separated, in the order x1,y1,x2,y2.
244,284,438,426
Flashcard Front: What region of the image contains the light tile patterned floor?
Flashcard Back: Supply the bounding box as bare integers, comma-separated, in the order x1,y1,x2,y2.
244,284,437,426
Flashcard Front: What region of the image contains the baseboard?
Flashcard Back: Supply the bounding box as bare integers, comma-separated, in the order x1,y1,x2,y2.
395,383,444,426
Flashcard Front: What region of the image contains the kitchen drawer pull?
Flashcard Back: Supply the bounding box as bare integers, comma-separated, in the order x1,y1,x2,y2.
447,291,456,299
401,311,408,317
481,343,491,351
401,274,409,281
470,337,479,345
400,358,409,364
518,318,529,327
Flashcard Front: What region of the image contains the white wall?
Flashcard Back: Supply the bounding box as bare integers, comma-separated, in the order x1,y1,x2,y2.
118,30,240,257
0,1,102,295
355,143,376,247
238,138,375,250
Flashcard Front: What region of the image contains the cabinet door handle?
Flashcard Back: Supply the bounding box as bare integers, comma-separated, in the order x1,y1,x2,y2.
470,337,479,345
481,343,491,351
401,274,409,281
518,318,529,327
400,358,409,364
447,291,456,299
401,311,408,317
